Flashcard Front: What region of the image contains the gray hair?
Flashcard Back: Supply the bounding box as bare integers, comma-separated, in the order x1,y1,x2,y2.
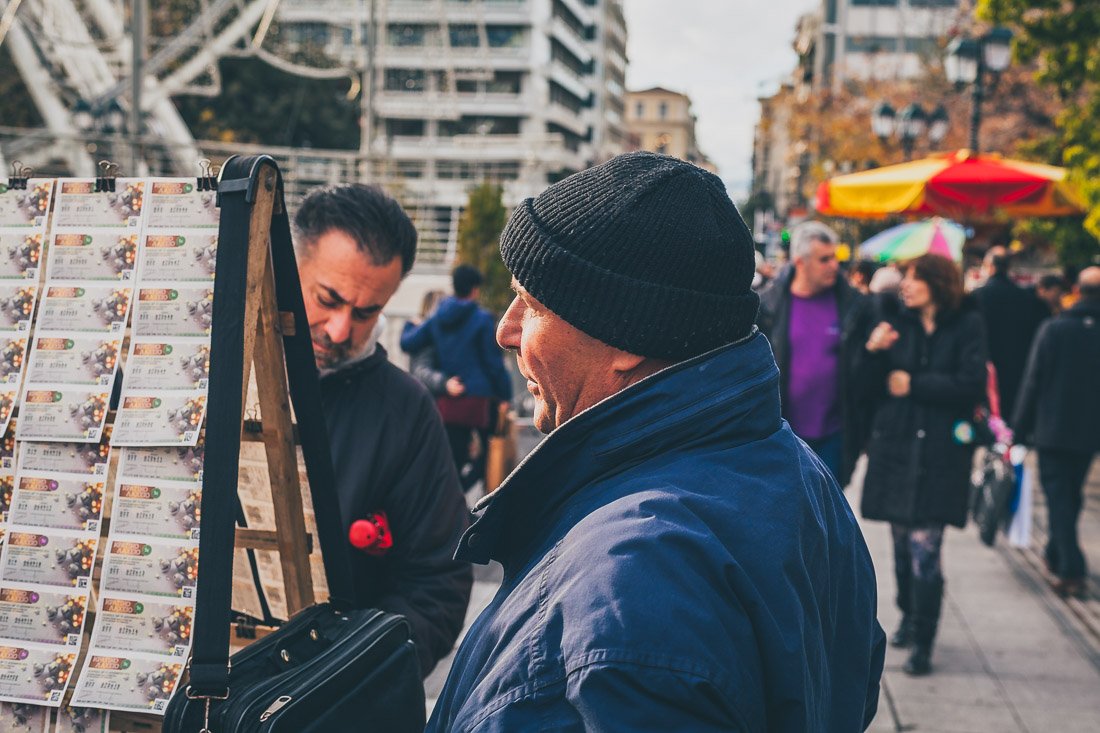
790,221,839,261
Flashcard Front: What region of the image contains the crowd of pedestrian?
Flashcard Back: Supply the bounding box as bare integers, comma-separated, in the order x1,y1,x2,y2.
282,153,1094,730
756,223,1099,676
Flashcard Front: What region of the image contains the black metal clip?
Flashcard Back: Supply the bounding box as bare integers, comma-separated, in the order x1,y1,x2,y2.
6,161,31,190
95,160,120,193
197,159,220,192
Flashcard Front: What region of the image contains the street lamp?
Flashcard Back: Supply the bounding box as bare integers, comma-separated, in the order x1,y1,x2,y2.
945,27,1013,153
872,101,949,160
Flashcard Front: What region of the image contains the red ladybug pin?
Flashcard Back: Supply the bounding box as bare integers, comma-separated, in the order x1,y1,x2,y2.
348,512,393,556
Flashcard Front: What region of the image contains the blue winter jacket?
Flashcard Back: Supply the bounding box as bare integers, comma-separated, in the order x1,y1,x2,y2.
400,296,512,401
427,332,885,732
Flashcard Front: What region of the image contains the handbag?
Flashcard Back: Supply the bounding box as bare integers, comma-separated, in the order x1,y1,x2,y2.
164,157,424,733
436,394,490,428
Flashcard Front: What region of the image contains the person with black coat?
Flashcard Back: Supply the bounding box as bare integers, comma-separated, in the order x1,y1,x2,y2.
1013,267,1100,599
973,246,1045,420
294,185,473,676
857,253,988,676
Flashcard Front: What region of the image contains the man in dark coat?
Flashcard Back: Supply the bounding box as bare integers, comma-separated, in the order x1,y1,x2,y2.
428,152,885,732
973,246,1045,419
1013,267,1100,599
294,184,472,676
757,221,865,485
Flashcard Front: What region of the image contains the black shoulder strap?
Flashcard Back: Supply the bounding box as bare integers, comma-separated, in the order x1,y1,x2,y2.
188,156,355,697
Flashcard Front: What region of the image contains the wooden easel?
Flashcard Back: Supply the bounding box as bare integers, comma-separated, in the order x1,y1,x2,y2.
112,159,316,731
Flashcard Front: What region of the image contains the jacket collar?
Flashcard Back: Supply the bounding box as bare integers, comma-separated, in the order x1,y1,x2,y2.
458,331,782,567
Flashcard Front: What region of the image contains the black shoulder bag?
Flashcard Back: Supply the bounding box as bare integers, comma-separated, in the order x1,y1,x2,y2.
163,156,425,733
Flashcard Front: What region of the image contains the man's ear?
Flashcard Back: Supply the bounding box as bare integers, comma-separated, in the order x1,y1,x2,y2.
609,348,647,375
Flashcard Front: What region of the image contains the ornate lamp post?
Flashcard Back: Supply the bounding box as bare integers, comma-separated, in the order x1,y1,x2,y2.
944,27,1013,153
871,101,949,160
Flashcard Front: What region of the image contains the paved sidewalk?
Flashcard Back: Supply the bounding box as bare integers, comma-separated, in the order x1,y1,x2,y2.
861,456,1100,733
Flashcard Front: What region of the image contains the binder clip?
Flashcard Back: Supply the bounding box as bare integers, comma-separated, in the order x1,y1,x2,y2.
95,160,119,193
197,159,219,192
6,161,31,190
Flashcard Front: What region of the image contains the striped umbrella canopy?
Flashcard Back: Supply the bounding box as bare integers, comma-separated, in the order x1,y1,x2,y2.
859,217,966,263
816,150,1085,220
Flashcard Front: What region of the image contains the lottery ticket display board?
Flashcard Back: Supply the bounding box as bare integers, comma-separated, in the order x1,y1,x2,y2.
0,178,220,727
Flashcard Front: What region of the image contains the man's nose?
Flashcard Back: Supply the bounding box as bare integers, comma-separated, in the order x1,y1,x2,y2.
497,297,521,350
326,310,353,344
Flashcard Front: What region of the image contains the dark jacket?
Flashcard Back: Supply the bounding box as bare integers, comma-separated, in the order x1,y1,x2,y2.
401,296,512,401
1012,299,1100,454
973,273,1045,420
757,269,865,484
428,334,885,733
857,302,988,528
320,345,473,675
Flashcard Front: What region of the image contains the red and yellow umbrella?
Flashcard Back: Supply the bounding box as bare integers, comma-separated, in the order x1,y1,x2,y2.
815,150,1085,220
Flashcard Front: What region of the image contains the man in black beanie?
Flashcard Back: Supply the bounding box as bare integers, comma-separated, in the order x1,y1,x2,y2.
428,152,885,733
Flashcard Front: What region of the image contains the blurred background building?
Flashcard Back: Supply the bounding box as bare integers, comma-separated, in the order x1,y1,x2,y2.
0,0,630,265
624,86,714,172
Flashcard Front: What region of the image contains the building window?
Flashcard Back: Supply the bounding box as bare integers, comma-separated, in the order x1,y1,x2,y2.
655,132,670,154
850,0,898,6
384,119,426,137
846,36,899,53
658,101,668,119
486,71,522,94
384,69,426,92
388,24,429,46
449,24,480,47
635,101,644,118
486,25,525,48
438,116,521,137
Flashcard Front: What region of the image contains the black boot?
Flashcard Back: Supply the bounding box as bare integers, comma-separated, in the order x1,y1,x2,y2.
904,577,943,676
890,616,914,648
891,561,913,647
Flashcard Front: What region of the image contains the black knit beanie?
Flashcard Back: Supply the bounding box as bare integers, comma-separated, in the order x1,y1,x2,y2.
499,151,759,361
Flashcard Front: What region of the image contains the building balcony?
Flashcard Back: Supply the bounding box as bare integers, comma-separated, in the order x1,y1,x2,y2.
549,17,594,65
381,43,531,69
547,61,592,101
558,0,595,28
544,102,590,139
281,0,531,24
384,133,587,170
393,0,531,23
376,90,529,118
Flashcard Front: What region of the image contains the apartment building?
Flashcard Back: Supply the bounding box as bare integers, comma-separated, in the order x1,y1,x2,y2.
276,0,629,262
624,87,714,172
803,0,962,91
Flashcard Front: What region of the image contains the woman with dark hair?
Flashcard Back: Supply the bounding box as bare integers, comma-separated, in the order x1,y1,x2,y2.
857,253,988,676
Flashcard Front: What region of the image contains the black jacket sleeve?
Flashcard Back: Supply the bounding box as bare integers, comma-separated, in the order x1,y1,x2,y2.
375,392,472,676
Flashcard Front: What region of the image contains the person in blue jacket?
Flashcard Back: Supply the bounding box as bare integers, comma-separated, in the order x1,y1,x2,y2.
427,152,886,733
401,265,513,490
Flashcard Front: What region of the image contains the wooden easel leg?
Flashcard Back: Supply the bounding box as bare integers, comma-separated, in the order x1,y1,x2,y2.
252,255,315,616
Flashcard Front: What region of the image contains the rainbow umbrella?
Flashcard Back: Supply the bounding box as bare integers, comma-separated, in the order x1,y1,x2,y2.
858,217,966,262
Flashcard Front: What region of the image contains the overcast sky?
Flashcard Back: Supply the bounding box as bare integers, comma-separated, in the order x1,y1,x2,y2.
623,0,818,201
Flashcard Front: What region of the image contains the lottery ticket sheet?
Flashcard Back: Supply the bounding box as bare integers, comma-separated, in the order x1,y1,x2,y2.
112,179,216,448
72,439,204,713
0,179,53,436
0,433,112,708
17,180,142,443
